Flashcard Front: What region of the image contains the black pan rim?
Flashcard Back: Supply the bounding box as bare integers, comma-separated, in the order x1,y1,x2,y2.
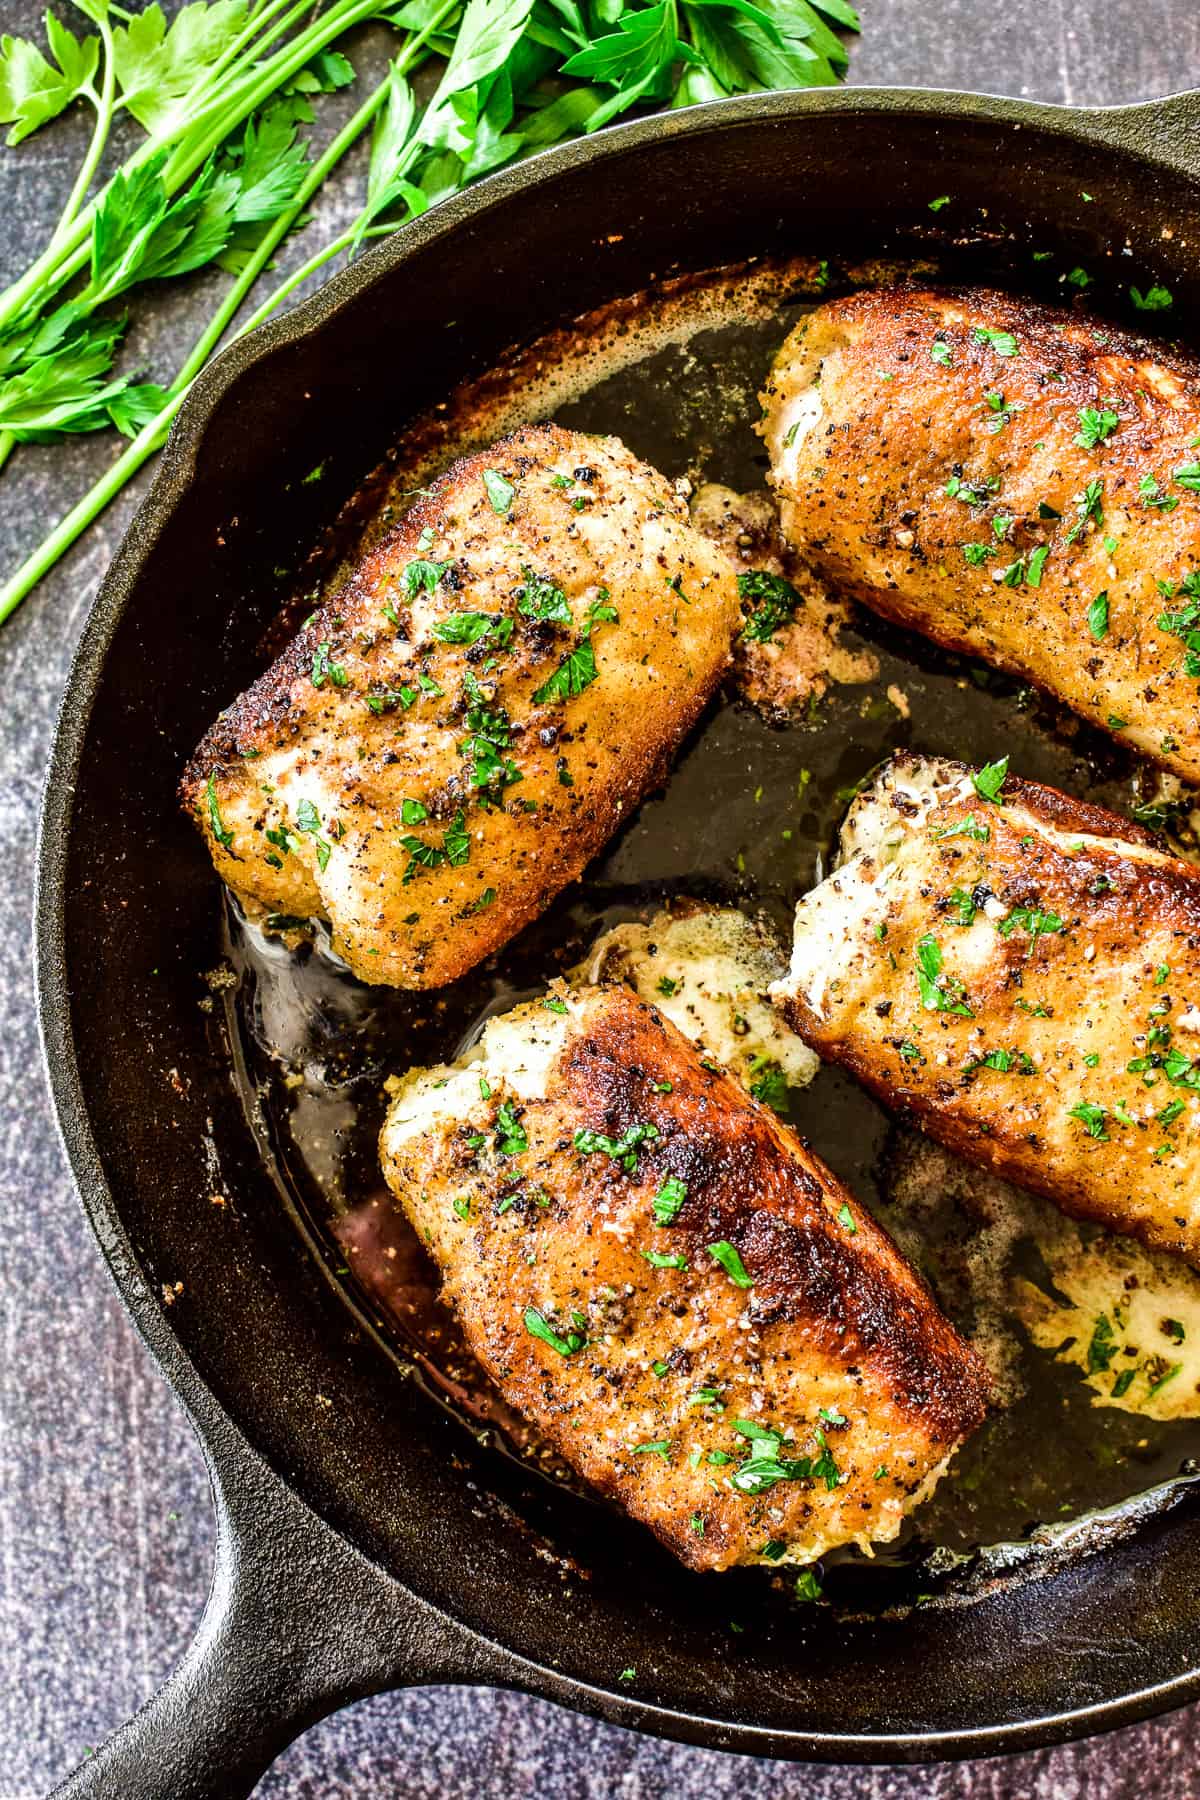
34,81,1200,1762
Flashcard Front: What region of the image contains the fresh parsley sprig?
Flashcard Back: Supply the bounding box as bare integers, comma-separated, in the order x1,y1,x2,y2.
0,0,860,623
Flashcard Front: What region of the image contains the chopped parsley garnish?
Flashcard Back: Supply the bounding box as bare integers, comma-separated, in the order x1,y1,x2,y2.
433,611,513,647
1174,464,1200,493
295,797,332,872
657,976,679,997
574,1121,659,1173
1087,591,1110,641
1131,284,1173,312
996,905,1064,943
1087,1314,1117,1373
999,546,1049,588
915,934,973,1017
365,687,417,714
749,1063,789,1113
964,1047,1035,1076
1139,475,1178,512
642,1248,688,1270
1148,1361,1183,1398
494,1101,528,1157
1065,477,1104,544
1075,405,1120,448
836,1202,856,1234
532,637,598,704
729,1420,811,1493
760,1539,787,1561
738,570,802,643
653,1176,688,1226
523,1307,585,1357
1069,1100,1109,1141
632,1439,672,1460
483,469,515,514
206,773,233,850
795,1570,824,1603
516,566,572,624
973,325,1019,357
458,689,520,804
930,338,951,367
945,474,999,506
948,887,977,926
972,756,1008,803
399,809,470,883
1163,1048,1200,1091
400,797,428,825
311,640,348,689
708,1241,753,1288
403,557,449,595
962,543,991,567
929,194,951,212
933,813,990,842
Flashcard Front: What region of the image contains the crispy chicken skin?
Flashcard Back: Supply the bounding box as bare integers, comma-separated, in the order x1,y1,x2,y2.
773,753,1200,1265
380,985,988,1572
761,287,1200,784
181,424,740,986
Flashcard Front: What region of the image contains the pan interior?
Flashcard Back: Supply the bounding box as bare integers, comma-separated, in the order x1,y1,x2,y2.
217,251,1200,1617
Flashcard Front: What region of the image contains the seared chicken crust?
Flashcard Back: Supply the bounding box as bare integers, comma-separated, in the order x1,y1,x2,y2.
182,424,740,986
380,985,988,1573
762,287,1200,783
773,753,1200,1265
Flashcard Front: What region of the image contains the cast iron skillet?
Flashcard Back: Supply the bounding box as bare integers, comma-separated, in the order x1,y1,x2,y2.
37,83,1200,1798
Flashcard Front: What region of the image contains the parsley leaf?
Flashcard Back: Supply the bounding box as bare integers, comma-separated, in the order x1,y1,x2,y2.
1075,405,1120,449
708,1241,753,1288
915,934,973,1016
532,637,598,704
652,1176,688,1226
1131,284,1172,312
972,757,1008,803
973,325,1019,357
205,771,233,849
575,1121,659,1174
1069,1099,1109,1141
0,11,99,145
483,468,514,514
1087,591,1109,641
524,1306,585,1356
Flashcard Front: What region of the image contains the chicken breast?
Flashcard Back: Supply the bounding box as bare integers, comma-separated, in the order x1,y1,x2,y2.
761,287,1200,784
380,984,989,1573
772,753,1200,1264
181,424,740,986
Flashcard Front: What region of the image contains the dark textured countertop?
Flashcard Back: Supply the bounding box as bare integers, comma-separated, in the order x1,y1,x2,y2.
5,3,1200,1795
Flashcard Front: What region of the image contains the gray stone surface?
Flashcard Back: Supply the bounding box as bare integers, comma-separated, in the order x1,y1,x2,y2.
3,3,1200,1796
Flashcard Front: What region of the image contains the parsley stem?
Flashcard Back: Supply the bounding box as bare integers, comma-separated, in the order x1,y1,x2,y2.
0,0,383,337
0,13,452,628
49,12,117,253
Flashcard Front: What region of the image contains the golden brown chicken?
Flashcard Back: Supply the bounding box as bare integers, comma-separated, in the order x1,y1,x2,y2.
181,424,740,986
380,984,989,1573
761,286,1200,784
772,753,1200,1265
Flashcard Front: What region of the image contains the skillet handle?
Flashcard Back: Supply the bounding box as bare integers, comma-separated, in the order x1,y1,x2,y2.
49,1415,493,1799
